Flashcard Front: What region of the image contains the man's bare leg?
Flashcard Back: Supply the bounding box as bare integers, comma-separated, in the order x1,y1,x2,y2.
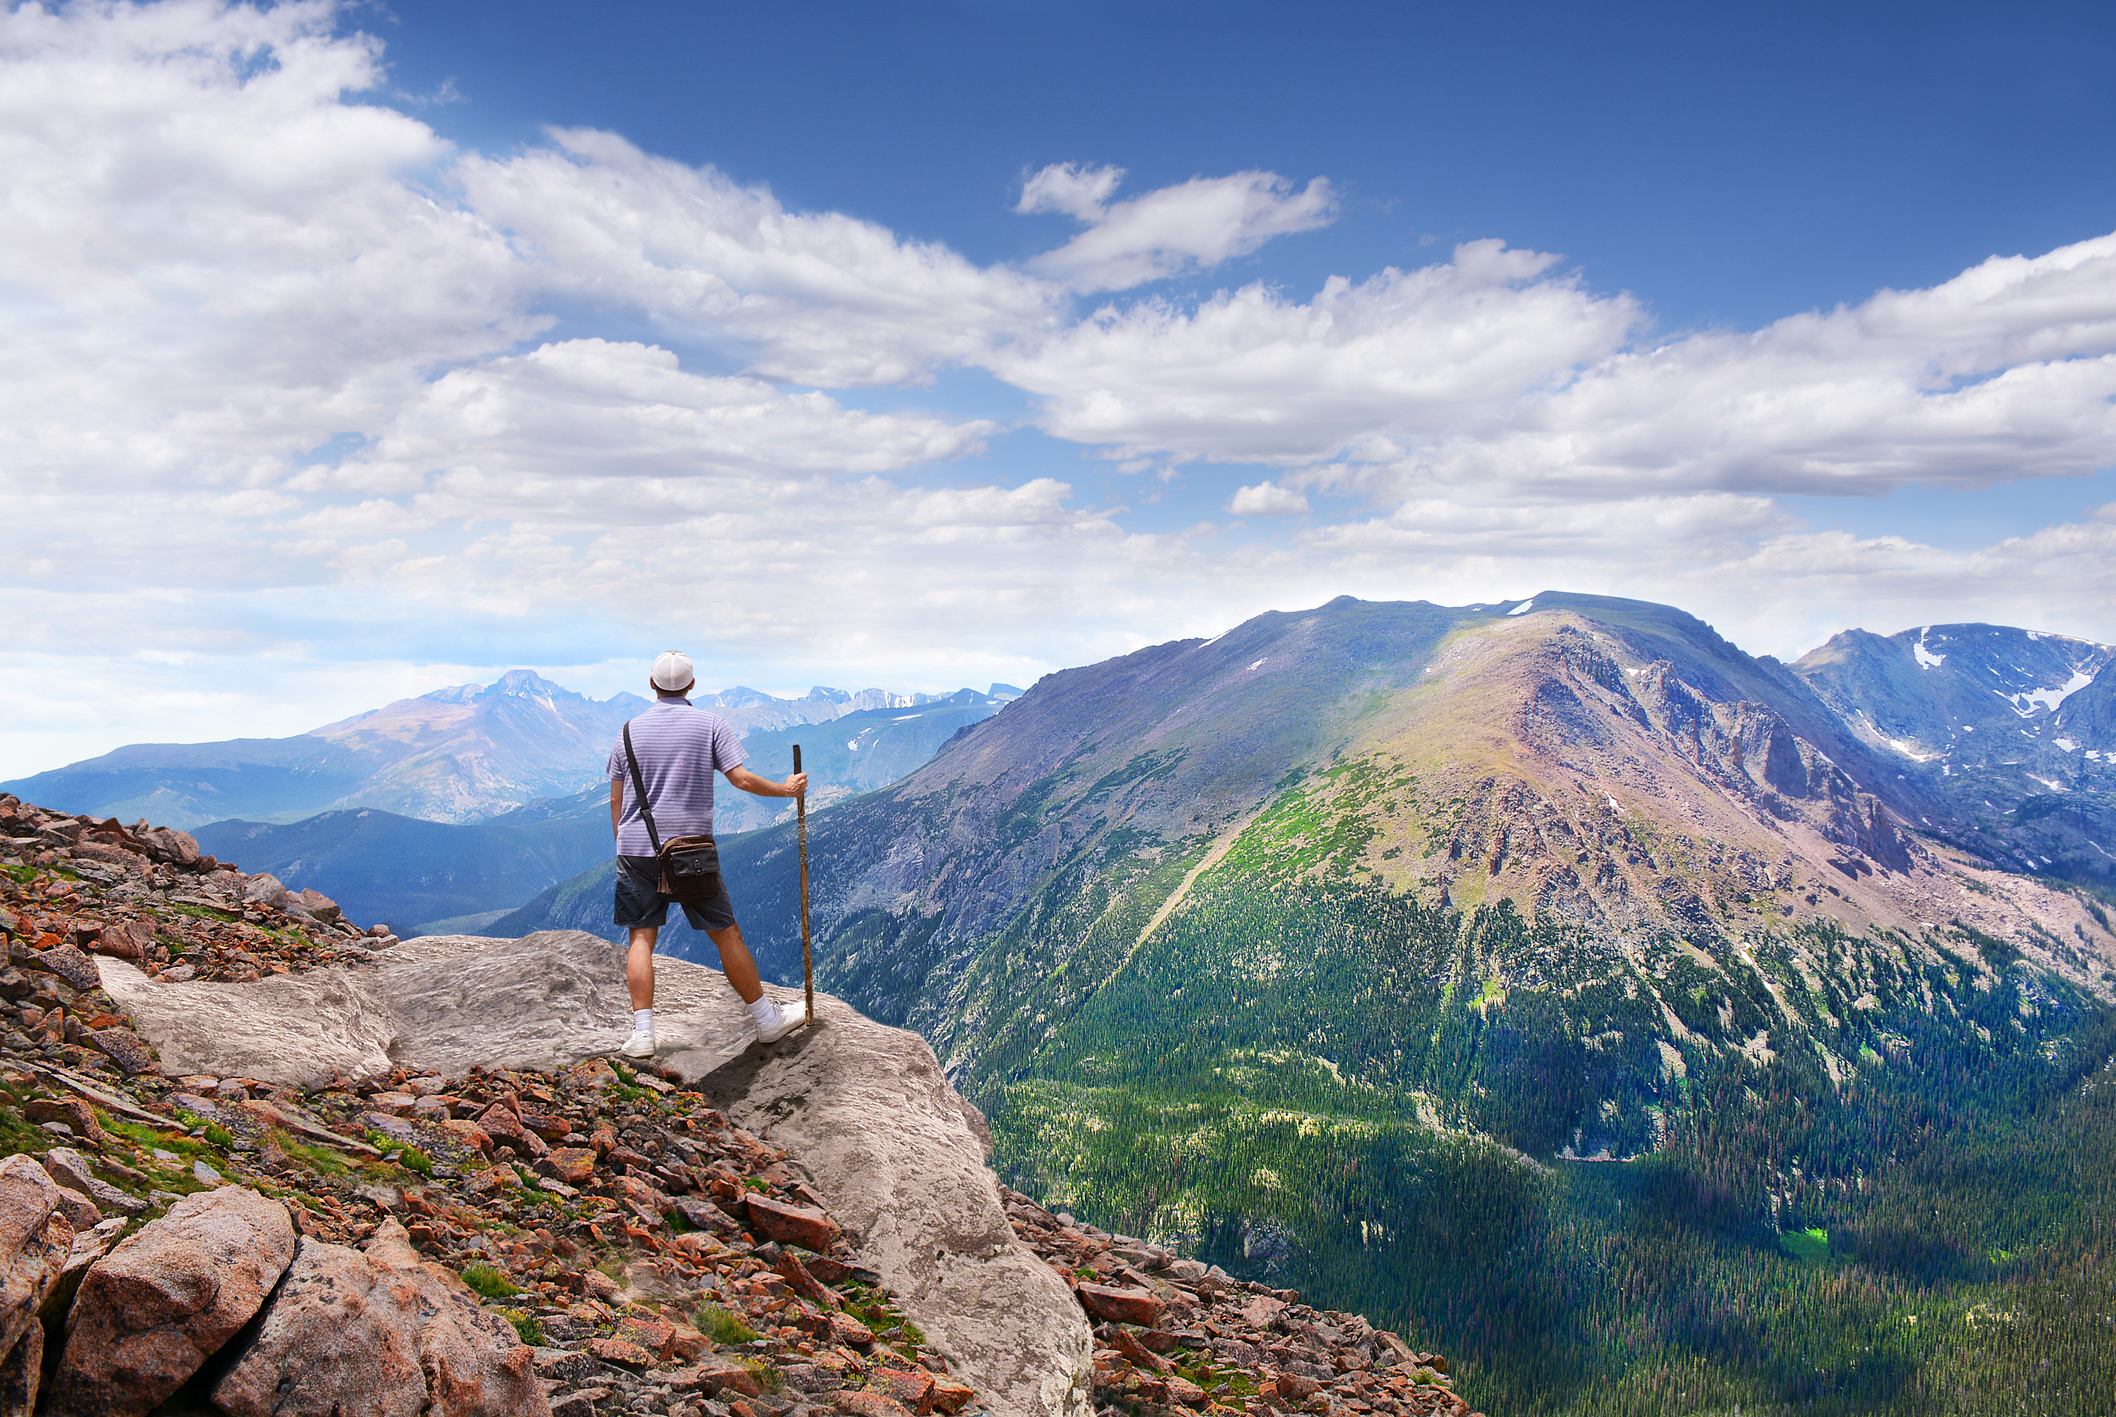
627,927,659,1010
628,922,765,1008
704,922,765,1004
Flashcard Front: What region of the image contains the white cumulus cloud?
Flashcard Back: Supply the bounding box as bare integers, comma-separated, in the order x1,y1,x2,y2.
997,240,1639,462
1227,482,1310,517
1019,163,1337,292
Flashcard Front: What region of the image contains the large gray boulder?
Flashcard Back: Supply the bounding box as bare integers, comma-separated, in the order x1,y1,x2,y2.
45,1185,296,1417
100,931,1094,1417
213,1222,550,1417
700,1002,1093,1417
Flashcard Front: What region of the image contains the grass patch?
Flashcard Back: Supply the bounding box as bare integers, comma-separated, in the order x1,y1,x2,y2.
695,1303,762,1346
503,1309,545,1346
1776,1226,1831,1264
107,1118,198,1155
201,1122,236,1150
459,1261,522,1299
268,1128,349,1176
397,1145,434,1176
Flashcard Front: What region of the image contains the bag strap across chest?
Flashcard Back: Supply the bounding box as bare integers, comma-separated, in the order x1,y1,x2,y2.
621,722,664,856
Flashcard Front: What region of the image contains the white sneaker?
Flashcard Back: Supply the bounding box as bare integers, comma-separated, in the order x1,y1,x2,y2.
754,1000,809,1044
619,1027,656,1058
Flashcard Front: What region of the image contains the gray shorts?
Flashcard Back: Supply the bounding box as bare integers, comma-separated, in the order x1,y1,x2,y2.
613,855,737,933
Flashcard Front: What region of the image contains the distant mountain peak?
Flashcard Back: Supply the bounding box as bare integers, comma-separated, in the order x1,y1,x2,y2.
477,668,580,704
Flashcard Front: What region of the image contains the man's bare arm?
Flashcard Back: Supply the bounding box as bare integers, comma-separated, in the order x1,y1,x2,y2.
725,765,808,799
610,779,623,838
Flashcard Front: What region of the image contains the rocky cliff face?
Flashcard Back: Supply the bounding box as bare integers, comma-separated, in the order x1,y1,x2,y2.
0,792,1470,1417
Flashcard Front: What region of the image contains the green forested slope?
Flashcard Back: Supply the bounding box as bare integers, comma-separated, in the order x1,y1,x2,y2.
961,767,2116,1413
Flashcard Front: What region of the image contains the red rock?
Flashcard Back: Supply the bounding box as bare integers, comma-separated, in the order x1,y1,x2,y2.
828,1311,878,1349
776,1248,838,1308
88,922,148,960
869,1365,937,1414
930,1377,976,1414
431,1119,494,1153
465,1165,520,1197
476,1102,548,1157
1168,1376,1209,1407
210,1225,553,1417
538,1148,595,1185
138,827,200,866
90,1027,157,1075
588,1336,655,1371
615,1315,676,1357
24,1097,107,1146
27,943,99,991
40,1147,145,1217
675,1356,763,1397
47,1185,296,1417
1112,1327,1173,1373
745,1193,839,1251
1077,1282,1163,1327
518,1109,572,1141
667,1321,708,1362
835,1391,916,1417
0,1155,74,1376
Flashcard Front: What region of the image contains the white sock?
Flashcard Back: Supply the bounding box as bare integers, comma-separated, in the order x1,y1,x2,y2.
634,1009,653,1033
748,995,777,1025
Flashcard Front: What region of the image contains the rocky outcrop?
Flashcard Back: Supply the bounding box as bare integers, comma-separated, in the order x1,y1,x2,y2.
45,1184,296,1416
98,929,1093,1417
212,1221,549,1417
3,793,1458,1417
1001,1192,1479,1417
0,1156,74,1417
698,1002,1090,1417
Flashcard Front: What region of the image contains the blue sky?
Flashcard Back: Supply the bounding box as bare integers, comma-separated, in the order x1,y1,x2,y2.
3,0,2116,776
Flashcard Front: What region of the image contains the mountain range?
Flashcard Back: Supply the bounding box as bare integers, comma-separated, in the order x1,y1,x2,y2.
184,687,1020,934
1,672,1019,829
500,591,2116,1415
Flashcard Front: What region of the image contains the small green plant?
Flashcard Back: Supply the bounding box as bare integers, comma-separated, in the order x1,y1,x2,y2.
742,1357,784,1394
398,1145,434,1176
741,1176,768,1193
202,1122,236,1150
460,1261,522,1299
695,1303,762,1346
503,1309,545,1346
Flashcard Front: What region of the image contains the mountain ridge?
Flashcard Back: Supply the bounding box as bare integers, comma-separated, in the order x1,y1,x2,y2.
3,674,1020,830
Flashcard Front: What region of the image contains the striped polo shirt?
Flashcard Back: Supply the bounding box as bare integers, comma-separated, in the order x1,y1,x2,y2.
605,697,747,855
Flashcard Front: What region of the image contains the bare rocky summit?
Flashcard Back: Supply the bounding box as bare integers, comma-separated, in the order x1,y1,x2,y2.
0,792,1460,1417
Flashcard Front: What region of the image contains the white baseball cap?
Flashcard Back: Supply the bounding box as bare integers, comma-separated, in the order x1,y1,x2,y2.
651,651,695,691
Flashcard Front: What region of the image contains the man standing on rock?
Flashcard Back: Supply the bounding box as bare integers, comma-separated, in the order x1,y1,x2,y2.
609,650,810,1058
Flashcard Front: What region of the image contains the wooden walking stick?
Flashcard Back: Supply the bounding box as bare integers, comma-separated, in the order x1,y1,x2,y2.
794,745,813,1022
